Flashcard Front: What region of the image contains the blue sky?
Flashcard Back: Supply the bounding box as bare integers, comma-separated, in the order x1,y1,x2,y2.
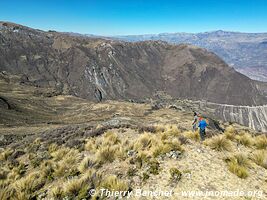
0,0,267,35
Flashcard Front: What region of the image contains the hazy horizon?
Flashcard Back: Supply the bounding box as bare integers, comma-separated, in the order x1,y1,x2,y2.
2,20,267,37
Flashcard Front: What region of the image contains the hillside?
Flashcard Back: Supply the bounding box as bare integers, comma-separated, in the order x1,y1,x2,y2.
0,74,267,199
1,22,267,106
112,31,267,81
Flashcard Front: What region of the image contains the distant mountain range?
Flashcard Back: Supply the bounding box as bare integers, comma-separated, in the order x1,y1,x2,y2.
1,22,267,106
106,31,267,81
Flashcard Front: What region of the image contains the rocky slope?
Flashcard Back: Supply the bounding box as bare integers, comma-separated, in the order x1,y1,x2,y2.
112,31,267,81
0,78,266,199
1,22,267,106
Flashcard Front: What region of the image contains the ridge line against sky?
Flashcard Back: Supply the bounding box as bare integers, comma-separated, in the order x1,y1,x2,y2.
1,0,267,35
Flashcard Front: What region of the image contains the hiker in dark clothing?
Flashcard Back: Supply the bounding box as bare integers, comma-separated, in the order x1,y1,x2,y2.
192,111,198,131
198,117,207,141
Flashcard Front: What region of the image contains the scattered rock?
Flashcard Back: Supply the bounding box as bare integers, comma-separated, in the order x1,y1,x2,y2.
166,150,182,159
127,150,136,157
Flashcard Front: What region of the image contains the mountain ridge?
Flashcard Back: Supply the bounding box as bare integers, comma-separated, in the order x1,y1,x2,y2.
1,21,267,106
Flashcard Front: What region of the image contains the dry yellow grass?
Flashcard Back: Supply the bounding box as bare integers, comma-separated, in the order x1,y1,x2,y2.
227,161,249,179
50,147,71,161
225,153,250,179
152,143,174,157
224,126,236,140
12,172,46,199
0,148,13,161
103,131,120,145
99,175,129,193
251,150,267,169
164,124,181,137
206,135,233,151
48,143,59,153
254,134,267,149
235,131,253,147
50,186,63,199
63,177,86,197
95,146,119,164
183,130,200,141
133,132,157,151
84,138,98,152
78,156,96,173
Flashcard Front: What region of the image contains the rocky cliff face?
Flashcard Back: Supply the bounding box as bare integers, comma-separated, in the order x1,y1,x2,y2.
198,102,267,132
1,22,267,106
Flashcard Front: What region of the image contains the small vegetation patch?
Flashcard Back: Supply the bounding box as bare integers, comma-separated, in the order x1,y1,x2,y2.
169,168,182,182
235,131,253,147
96,146,118,164
206,135,233,151
183,130,200,141
225,153,250,179
254,134,267,149
251,150,267,169
224,126,236,140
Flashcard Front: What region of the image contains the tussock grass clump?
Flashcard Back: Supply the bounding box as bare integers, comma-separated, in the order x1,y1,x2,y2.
183,130,200,141
206,135,233,151
48,143,59,153
251,150,267,169
53,152,80,178
115,146,127,160
99,176,129,193
233,153,250,167
165,138,183,151
152,139,182,157
50,186,63,199
160,132,168,141
225,153,250,179
63,179,89,199
12,172,46,198
103,131,120,145
0,148,13,161
135,152,149,168
152,144,173,157
235,132,253,147
154,124,166,133
227,161,248,179
63,177,87,197
78,157,96,173
254,134,267,149
164,125,181,137
224,126,236,140
96,146,118,164
40,160,54,180
50,147,71,161
84,138,98,153
158,125,181,141
134,132,157,151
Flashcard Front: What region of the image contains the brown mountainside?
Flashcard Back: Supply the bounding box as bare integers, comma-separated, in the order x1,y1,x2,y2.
0,22,266,105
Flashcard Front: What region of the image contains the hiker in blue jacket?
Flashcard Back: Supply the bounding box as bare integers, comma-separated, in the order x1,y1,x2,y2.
198,117,207,141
